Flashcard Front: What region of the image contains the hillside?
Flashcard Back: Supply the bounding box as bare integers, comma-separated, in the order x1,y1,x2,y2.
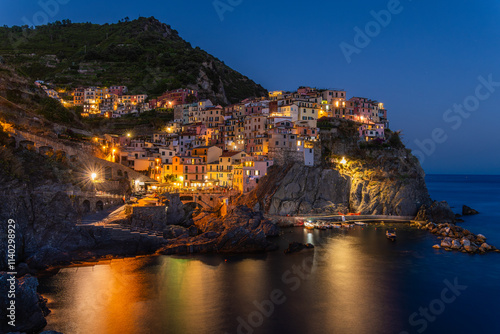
0,17,268,104
0,63,82,131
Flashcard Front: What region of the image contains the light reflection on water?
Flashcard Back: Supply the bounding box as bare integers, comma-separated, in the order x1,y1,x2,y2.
39,224,500,334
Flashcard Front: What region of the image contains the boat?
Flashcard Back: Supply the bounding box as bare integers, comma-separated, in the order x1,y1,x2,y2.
386,229,397,240
354,222,367,226
342,223,354,228
304,222,315,230
332,223,342,229
294,220,304,227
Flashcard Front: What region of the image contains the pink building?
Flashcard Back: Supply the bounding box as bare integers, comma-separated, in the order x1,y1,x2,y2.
359,123,385,141
350,97,375,123
297,86,313,95
158,88,198,107
241,157,274,193
109,86,128,96
244,105,263,116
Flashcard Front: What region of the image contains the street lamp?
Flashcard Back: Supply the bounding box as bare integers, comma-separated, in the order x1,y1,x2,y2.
340,157,347,165
91,173,97,181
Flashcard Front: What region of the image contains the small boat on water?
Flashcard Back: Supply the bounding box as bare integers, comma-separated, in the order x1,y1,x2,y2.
386,229,397,240
317,223,328,230
332,223,342,229
294,220,304,227
304,222,315,230
342,223,355,228
354,222,367,226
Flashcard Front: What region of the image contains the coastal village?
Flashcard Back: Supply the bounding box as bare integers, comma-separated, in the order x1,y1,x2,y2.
37,83,389,194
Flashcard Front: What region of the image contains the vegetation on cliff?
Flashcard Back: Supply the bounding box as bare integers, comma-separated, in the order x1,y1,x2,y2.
0,63,80,129
0,17,268,104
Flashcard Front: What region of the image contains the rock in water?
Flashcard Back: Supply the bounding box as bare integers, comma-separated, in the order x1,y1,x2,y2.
451,239,462,250
462,205,479,216
461,238,471,247
480,243,492,251
284,242,315,254
416,201,456,223
441,237,452,248
464,245,477,253
0,274,49,333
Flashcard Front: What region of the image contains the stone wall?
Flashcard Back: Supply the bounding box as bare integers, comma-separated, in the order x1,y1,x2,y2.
130,206,167,232
268,141,321,167
73,195,124,215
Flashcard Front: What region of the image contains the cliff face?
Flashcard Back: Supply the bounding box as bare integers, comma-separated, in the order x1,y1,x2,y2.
246,145,432,217
265,165,351,215
157,206,279,255
0,274,50,333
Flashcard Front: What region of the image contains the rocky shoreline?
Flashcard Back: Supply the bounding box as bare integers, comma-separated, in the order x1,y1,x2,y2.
157,206,280,255
0,273,51,334
413,221,498,254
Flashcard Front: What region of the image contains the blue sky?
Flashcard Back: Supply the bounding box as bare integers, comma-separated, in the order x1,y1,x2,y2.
1,0,500,174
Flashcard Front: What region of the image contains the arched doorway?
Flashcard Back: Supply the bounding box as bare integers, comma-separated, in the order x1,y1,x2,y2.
82,200,91,214
96,200,104,211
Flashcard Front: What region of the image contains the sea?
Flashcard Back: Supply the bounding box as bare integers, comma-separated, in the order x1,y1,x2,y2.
38,174,500,334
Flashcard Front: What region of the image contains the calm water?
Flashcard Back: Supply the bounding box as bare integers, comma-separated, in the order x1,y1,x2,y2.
38,175,500,334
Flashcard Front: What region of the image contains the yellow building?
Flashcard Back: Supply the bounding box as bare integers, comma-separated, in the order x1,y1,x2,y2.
233,163,243,192
206,151,247,188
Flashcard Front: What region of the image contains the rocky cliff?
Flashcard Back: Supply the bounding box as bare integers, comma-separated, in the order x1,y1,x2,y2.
242,122,433,217
0,182,166,271
0,274,50,333
157,206,279,255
